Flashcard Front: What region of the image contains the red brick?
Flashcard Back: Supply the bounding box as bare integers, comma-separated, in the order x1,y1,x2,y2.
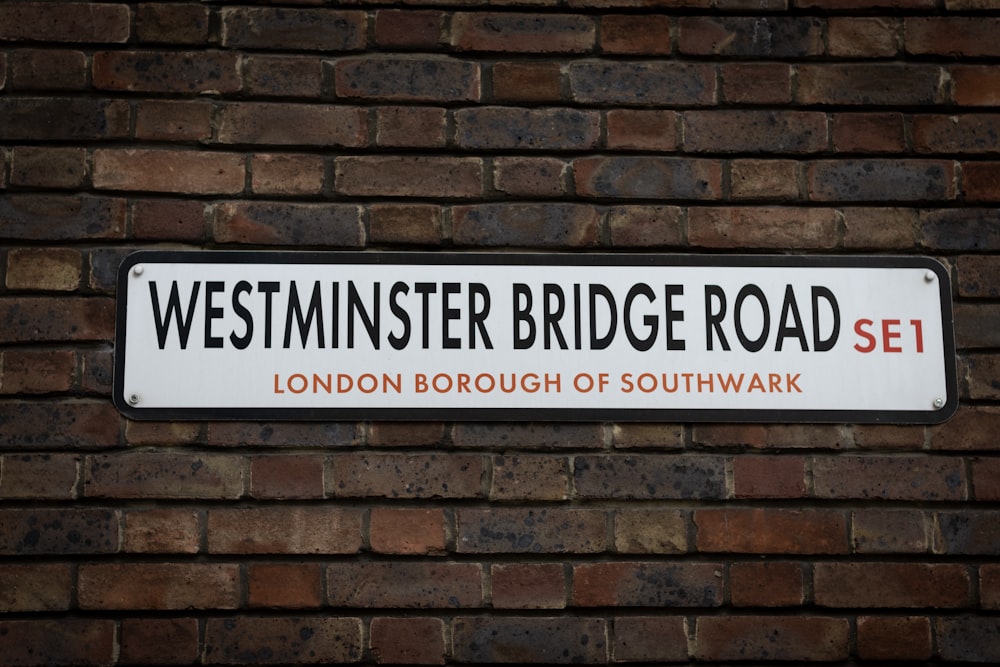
0,348,76,393
250,454,324,499
335,56,480,102
0,2,129,42
330,453,484,499
451,13,595,53
952,66,1000,106
375,10,444,49
0,98,130,141
219,103,366,146
371,618,445,665
493,157,568,197
612,616,688,662
982,564,1000,609
453,617,608,664
812,455,966,501
0,195,126,240
601,15,671,54
815,562,970,608
679,16,822,56
244,56,323,97
208,507,362,554
79,562,239,610
452,203,600,247
731,561,804,607
136,3,210,44
249,563,324,609
0,564,72,612
606,110,677,151
857,616,932,661
0,453,79,499
221,7,366,50
852,508,930,554
85,452,243,499
721,63,791,104
251,154,325,196
132,199,206,241
574,156,721,199
124,508,200,554
797,64,944,106
828,17,900,57
492,62,562,102
213,202,364,247
614,509,688,554
121,618,200,665
93,149,245,195
204,617,362,665
573,561,723,607
135,100,212,142
689,206,838,249
10,146,87,189
930,406,1000,450
842,207,920,250
914,114,1000,154
457,508,607,553
729,159,800,200
93,50,241,94
368,205,444,246
695,508,848,554
491,563,566,609
10,49,88,90
907,17,1000,57
695,616,849,661
375,106,447,148
0,620,115,667
367,422,446,446
327,562,483,608
570,61,715,105
832,112,906,152
972,457,1000,500
490,454,568,501
963,162,1000,202
0,401,120,450
685,110,826,154
733,456,805,499
336,156,483,198
369,508,447,555
5,248,82,291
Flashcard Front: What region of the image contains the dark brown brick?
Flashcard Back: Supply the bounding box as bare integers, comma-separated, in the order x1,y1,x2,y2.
218,103,366,146
375,10,444,50
368,205,443,245
0,620,116,667
607,110,677,151
79,563,240,610
797,64,945,105
731,561,804,607
857,616,932,661
852,509,929,554
492,62,562,102
0,564,72,611
93,50,241,94
125,421,201,446
213,202,363,247
688,206,838,249
678,17,822,57
123,508,200,554
10,146,87,189
955,303,1000,349
0,508,118,555
452,203,600,247
451,423,603,449
0,297,114,343
327,562,482,608
334,56,480,102
952,66,1000,106
612,616,687,662
456,508,607,553
935,510,1000,555
832,113,906,152
455,107,599,150
375,106,447,148
135,100,212,142
906,17,1000,57
251,154,325,196
490,455,568,501
335,156,482,198
930,406,1000,451
730,159,800,200
0,2,129,42
808,159,955,201
814,562,970,608
0,348,76,393
958,256,1000,299
85,452,243,499
204,617,362,665
695,508,848,554
244,56,323,97
605,205,683,247
971,457,1000,500
962,162,1000,202
570,61,715,105
573,562,723,607
614,509,688,554
5,248,83,291
370,508,446,555
721,63,791,104
695,616,849,661
693,423,848,449
491,563,566,609
221,8,366,51
248,563,324,609
10,49,88,90
493,157,569,197
121,618,200,665
451,13,595,53
330,453,484,499
982,564,1000,609
828,17,900,57
206,421,359,447
685,110,826,153
132,199,206,241
921,208,1000,251
574,455,726,500
0,195,125,240
733,455,806,499
0,98,129,141
370,617,446,665
250,454,324,499
601,15,671,55
93,149,245,195
574,156,721,199
207,507,362,554
937,617,1000,663
843,207,919,250
0,400,119,449
0,453,79,499
137,3,210,44
812,455,966,501
913,114,1000,154
453,617,608,664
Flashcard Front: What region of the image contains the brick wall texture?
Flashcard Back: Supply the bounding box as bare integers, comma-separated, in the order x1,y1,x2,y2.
1,1,999,665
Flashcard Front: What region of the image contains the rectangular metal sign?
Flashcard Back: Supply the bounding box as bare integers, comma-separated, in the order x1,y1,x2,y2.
114,251,957,423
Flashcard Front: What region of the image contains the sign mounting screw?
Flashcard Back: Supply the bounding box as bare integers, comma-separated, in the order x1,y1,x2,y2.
128,393,140,406
133,264,144,277
925,271,935,282
933,398,944,409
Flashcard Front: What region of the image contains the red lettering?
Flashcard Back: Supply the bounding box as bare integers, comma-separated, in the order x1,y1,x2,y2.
854,318,876,353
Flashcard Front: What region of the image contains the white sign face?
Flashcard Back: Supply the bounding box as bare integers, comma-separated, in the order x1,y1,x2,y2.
114,252,957,423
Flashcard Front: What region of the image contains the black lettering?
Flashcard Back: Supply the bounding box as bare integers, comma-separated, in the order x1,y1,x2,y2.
414,282,436,349
229,281,254,350
149,280,200,350
543,284,568,350
348,281,379,349
775,285,808,352
664,284,685,350
469,283,493,350
513,283,535,349
284,280,325,349
812,286,840,352
624,283,657,351
442,282,461,349
258,281,280,349
589,284,617,350
388,281,410,351
204,281,224,348
704,285,730,351
735,284,769,353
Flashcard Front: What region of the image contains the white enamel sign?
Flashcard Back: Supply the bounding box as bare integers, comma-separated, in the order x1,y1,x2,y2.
114,252,957,423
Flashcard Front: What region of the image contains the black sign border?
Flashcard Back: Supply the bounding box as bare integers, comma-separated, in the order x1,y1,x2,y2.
114,251,958,424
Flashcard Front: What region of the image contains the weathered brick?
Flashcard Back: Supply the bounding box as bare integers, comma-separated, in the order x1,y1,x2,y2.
330,453,484,499
0,620,116,667
456,107,599,150
493,157,568,197
0,195,125,240
93,50,241,94
452,203,600,247
693,423,848,449
204,617,362,665
695,508,848,554
935,510,1000,554
695,616,849,661
913,114,1000,154
0,400,119,449
336,156,482,198
0,564,72,611
906,17,1000,57
6,248,83,291
334,56,480,102
962,162,1000,202
213,202,364,247
244,55,323,97
368,205,443,245
843,207,919,249
219,103,366,146
10,146,87,189
832,113,906,153
207,507,362,554
123,508,200,554
136,3,209,44
982,564,1000,609
451,13,595,53
85,246,134,294
250,454,324,499
492,62,562,102
937,617,1000,663
0,508,118,555
132,199,206,241
0,453,79,499
614,509,688,554
930,406,1000,450
85,452,243,499
612,616,688,662
801,0,932,6
221,8,365,51
121,618,200,665
574,455,726,500
574,156,721,199
251,154,325,196
450,423,605,449
490,455,568,501
955,303,1000,349
456,508,607,553
0,297,114,343
729,160,800,200
606,110,677,151
573,562,722,607
971,457,1000,500
814,562,970,607
375,106,447,148
688,206,838,249
730,561,804,607
921,208,1000,251
808,159,955,201
0,348,76,393
327,562,482,608
796,64,944,105
952,66,1000,106
10,49,88,90
733,455,806,499
135,100,212,142
79,563,240,610
812,455,966,501
570,61,715,105
678,17,823,57
601,15,671,55
248,563,324,609
491,563,566,609
370,617,446,665
720,63,791,104
370,508,446,555
125,421,201,446
374,10,444,49
828,17,900,57
0,98,129,141
453,617,608,664
857,616,932,661
852,508,930,554
605,205,683,247
93,149,245,195
0,2,129,42
206,421,359,447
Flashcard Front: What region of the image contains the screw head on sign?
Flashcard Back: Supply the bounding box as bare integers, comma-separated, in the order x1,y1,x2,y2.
933,398,944,408
925,271,935,282
133,264,144,276
128,393,140,406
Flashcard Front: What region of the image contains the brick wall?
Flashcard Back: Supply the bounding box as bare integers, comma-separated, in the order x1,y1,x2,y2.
1,1,999,664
